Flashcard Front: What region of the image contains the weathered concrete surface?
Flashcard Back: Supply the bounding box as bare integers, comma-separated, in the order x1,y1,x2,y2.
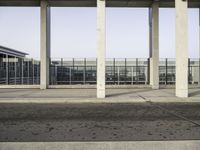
0,102,200,142
0,89,200,103
175,0,188,98
0,141,200,150
97,0,106,98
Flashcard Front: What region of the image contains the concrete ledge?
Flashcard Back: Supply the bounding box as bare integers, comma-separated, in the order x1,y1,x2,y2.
0,98,144,104
0,97,200,104
0,141,200,150
0,85,40,89
48,84,152,89
0,84,199,89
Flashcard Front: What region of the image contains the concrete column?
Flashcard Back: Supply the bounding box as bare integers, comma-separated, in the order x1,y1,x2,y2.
175,0,188,97
97,0,106,98
40,0,51,89
149,2,159,89
199,8,200,85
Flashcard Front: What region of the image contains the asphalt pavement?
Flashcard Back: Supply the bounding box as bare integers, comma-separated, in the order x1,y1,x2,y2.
0,102,200,142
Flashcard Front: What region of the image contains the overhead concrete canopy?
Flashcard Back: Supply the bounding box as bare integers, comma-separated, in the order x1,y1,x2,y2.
0,0,199,8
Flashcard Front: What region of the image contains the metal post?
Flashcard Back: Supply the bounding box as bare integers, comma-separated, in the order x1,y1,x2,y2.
136,58,138,84
32,59,35,84
21,58,24,85
131,66,133,85
72,58,74,84
165,58,168,85
69,67,71,85
37,61,39,84
113,58,115,84
125,58,127,84
84,58,86,84
148,58,150,84
188,58,191,84
14,57,17,85
28,60,30,84
61,58,63,84
118,66,120,85
6,55,9,85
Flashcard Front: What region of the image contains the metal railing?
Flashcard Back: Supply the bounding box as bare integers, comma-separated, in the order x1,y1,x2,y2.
50,58,149,85
1,57,200,86
0,56,40,85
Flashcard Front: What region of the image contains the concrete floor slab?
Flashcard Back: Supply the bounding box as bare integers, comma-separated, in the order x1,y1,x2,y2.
0,88,199,103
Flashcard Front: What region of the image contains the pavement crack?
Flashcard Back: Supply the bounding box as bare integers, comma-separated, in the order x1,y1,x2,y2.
146,100,200,127
138,94,200,127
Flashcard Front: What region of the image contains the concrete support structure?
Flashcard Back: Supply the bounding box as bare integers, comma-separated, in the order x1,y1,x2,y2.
175,0,188,97
199,8,200,85
40,0,51,89
97,0,106,98
149,2,159,89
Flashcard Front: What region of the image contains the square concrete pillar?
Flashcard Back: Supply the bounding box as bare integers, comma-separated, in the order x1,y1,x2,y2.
149,2,159,89
97,0,106,98
175,0,188,97
199,8,200,85
40,0,51,89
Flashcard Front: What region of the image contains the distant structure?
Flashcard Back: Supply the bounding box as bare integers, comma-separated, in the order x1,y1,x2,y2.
0,45,28,58
0,45,40,85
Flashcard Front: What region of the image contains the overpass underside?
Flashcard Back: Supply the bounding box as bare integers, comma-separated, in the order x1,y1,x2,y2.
0,0,199,99
0,0,200,7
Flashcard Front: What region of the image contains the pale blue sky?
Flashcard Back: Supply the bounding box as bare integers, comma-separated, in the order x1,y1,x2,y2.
0,7,198,59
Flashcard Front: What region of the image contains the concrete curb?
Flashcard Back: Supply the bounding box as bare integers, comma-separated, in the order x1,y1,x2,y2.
0,141,200,150
0,97,199,104
0,98,144,104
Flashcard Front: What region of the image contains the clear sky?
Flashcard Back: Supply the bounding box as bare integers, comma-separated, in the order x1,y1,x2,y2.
0,7,198,60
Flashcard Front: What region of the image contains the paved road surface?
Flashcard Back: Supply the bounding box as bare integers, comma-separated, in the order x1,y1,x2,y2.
0,102,200,142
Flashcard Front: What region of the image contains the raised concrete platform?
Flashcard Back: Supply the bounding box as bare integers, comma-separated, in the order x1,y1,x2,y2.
0,88,199,103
